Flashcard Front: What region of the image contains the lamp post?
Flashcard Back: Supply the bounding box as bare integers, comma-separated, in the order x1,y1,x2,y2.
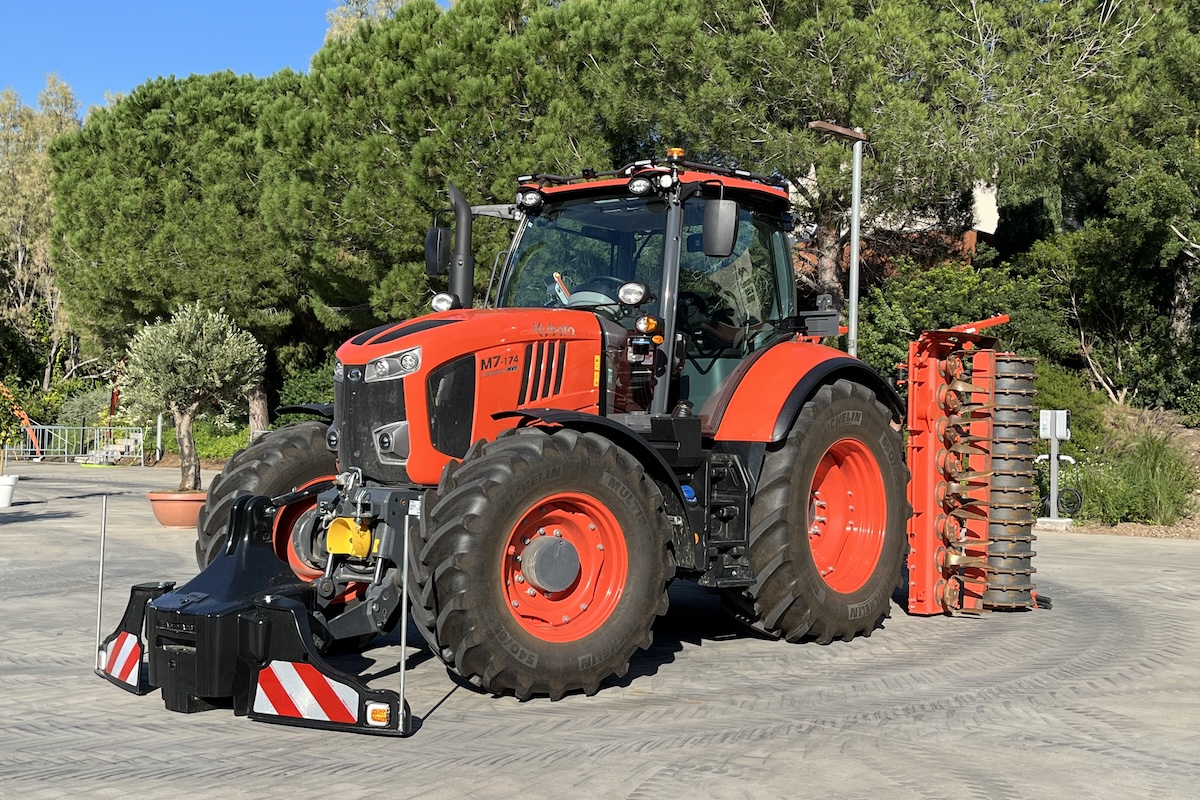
807,121,868,357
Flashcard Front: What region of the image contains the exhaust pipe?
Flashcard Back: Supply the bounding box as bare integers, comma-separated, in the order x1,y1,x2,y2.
448,183,474,309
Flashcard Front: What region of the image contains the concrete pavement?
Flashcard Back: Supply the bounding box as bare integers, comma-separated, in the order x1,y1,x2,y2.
2,461,1199,799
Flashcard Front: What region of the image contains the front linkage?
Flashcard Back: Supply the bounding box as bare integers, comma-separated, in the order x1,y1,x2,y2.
96,486,417,736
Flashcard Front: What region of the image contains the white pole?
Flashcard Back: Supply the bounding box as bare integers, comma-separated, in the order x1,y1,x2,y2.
400,513,411,729
94,495,108,668
847,129,864,357
1048,435,1060,520
155,414,163,462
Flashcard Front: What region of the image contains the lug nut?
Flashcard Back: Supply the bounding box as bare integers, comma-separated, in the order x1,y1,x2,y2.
527,587,536,596
516,574,525,583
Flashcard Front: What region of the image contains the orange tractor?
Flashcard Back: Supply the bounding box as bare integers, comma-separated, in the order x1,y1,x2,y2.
98,151,1039,735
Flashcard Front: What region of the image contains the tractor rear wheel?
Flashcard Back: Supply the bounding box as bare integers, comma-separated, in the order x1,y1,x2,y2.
744,379,908,643
196,421,337,572
419,428,673,700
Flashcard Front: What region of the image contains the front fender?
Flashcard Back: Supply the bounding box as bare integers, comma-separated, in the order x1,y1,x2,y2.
493,408,690,515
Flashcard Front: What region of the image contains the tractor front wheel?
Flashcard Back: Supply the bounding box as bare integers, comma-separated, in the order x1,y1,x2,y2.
419,428,673,700
196,422,337,572
745,379,908,643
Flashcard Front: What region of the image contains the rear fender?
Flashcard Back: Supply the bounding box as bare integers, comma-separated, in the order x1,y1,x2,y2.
707,342,903,443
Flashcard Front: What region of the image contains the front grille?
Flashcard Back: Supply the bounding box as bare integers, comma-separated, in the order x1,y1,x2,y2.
334,369,408,483
427,355,475,458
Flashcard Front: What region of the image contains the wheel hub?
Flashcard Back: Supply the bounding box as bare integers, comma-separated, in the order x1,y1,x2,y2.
502,491,629,643
808,437,887,593
521,536,581,593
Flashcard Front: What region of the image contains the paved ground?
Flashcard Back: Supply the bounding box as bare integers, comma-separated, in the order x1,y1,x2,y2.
2,462,1199,799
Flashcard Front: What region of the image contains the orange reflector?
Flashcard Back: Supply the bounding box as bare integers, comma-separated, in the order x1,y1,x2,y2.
635,315,659,334
366,702,390,727
667,147,685,158
652,335,664,345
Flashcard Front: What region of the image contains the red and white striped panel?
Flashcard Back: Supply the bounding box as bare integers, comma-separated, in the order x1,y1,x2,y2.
253,660,358,725
101,631,141,687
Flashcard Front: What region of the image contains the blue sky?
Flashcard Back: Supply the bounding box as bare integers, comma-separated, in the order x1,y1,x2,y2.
2,1,337,114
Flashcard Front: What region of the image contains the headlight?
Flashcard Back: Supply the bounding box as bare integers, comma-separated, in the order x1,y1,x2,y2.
431,292,457,312
364,346,421,383
618,282,648,306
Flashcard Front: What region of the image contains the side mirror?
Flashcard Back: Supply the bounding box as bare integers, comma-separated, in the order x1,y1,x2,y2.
425,226,451,276
703,199,739,258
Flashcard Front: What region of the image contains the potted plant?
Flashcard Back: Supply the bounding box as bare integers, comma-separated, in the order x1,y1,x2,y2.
121,302,264,527
0,389,21,509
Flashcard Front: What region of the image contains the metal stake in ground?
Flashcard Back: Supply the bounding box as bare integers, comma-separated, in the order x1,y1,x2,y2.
94,494,107,668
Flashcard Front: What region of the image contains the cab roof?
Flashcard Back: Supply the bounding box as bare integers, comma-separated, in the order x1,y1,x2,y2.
519,156,790,204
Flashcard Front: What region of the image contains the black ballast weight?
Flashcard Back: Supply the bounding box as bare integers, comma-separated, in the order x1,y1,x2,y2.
100,494,411,734
145,495,311,713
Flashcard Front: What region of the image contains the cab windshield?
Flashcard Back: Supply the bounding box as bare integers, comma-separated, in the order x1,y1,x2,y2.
498,193,667,313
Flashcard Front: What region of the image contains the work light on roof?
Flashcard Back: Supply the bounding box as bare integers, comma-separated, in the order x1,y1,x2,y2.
516,189,544,211
628,176,653,195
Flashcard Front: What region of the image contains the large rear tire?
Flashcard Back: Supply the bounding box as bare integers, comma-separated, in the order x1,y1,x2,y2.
418,428,674,700
196,421,337,571
745,379,908,643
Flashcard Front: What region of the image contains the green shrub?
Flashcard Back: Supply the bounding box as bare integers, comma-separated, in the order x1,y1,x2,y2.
57,384,113,427
1076,428,1197,525
1032,362,1107,456
158,419,251,460
1178,383,1200,428
275,356,336,428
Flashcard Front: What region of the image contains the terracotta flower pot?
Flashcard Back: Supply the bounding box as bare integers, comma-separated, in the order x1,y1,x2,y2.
146,490,207,528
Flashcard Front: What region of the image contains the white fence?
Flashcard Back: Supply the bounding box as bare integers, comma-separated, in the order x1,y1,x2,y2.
5,425,145,466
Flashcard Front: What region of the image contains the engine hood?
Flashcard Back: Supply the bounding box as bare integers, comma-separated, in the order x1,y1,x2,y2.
333,308,606,486
336,308,603,367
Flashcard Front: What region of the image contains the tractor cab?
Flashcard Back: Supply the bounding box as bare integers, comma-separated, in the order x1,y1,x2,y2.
451,152,802,420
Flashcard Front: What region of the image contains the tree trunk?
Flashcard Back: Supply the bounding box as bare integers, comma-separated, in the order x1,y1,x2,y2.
41,336,60,392
172,402,203,491
248,385,270,441
1169,263,1194,351
812,206,845,311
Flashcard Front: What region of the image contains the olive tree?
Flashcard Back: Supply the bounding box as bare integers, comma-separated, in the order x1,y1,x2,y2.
120,303,264,491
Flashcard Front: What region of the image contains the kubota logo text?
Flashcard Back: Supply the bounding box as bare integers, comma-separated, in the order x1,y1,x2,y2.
532,322,575,337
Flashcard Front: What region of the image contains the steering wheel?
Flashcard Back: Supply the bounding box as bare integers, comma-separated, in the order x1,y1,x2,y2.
679,290,744,360
567,275,626,302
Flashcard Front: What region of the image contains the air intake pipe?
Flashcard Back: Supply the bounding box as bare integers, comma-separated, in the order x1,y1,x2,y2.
448,182,474,309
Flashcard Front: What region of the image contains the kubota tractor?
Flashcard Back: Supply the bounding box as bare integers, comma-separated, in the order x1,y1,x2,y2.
97,150,1040,735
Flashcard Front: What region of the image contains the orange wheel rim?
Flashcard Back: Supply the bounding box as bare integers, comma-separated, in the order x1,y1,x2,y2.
808,438,887,593
502,492,628,643
273,476,335,582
